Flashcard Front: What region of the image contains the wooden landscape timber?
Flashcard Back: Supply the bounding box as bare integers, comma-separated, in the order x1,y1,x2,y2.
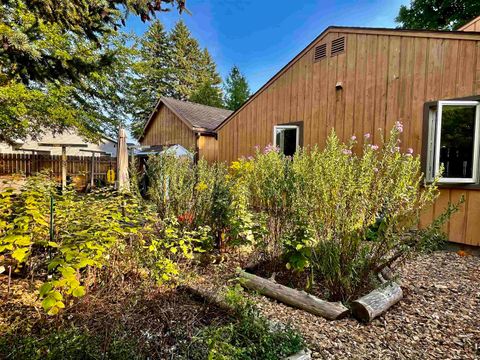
237,269,349,320
351,282,403,322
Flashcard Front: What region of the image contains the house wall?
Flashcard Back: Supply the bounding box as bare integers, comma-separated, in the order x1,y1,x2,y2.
198,135,218,163
217,29,480,246
459,17,480,32
141,104,196,151
0,131,117,156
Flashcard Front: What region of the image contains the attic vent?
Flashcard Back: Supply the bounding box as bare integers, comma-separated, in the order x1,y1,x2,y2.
331,37,345,56
313,43,327,62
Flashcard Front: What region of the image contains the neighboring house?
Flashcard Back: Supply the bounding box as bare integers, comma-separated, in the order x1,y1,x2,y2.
0,130,117,156
139,97,232,163
215,16,480,246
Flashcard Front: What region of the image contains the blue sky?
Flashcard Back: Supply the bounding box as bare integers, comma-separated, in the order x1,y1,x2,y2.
126,0,409,93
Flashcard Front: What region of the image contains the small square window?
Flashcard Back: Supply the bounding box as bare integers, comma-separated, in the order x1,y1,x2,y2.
426,100,480,184
273,125,299,156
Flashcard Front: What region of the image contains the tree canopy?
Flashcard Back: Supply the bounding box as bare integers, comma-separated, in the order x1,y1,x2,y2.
0,0,183,144
395,0,480,30
224,65,250,111
127,20,223,139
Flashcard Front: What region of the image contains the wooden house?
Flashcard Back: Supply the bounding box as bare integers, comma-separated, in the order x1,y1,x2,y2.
139,97,232,162
215,17,480,246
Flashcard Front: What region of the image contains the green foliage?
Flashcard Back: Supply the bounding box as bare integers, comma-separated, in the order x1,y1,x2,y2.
224,65,251,111
0,2,134,144
128,20,223,138
395,0,480,30
184,285,305,360
415,196,465,253
0,174,193,315
226,124,446,301
0,327,141,360
189,79,225,108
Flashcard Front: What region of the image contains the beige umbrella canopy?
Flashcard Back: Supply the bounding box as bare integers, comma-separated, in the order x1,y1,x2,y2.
116,128,130,192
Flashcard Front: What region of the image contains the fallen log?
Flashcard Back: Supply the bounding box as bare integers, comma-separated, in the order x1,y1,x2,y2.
179,284,234,313
351,282,403,322
237,270,349,320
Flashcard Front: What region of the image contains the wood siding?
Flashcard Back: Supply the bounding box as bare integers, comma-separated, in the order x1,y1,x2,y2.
141,104,196,151
217,29,480,246
198,135,218,163
460,17,480,32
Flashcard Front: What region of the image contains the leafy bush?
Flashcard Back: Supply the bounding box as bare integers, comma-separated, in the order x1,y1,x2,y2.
231,123,450,301
0,173,197,315
184,285,304,360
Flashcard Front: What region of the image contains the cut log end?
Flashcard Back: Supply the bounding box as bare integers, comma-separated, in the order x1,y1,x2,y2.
351,282,403,322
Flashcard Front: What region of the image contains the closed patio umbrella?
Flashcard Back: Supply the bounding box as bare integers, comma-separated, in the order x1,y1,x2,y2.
117,128,130,192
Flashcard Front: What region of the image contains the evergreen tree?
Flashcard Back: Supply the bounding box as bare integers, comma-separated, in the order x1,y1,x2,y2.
224,65,250,111
127,20,172,138
396,0,480,30
169,20,204,100
189,80,224,108
128,19,224,138
0,0,183,144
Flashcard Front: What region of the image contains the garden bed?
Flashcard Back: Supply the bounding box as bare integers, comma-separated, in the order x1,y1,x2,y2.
252,251,480,359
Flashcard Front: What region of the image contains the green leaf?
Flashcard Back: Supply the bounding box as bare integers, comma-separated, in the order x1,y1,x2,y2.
39,283,53,297
12,247,29,263
72,286,86,297
42,296,56,311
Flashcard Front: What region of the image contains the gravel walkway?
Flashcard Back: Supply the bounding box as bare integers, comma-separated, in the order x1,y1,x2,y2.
252,252,480,359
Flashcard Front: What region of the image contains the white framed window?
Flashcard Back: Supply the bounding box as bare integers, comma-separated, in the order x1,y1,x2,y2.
273,125,299,156
426,100,480,184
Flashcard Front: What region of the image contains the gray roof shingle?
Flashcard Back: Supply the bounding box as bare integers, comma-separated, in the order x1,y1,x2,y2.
161,97,232,132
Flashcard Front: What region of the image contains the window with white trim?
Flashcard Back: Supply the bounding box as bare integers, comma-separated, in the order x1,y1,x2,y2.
426,100,480,184
273,125,299,157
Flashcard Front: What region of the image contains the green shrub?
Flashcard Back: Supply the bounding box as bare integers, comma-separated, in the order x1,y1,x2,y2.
0,174,195,315
183,286,305,360
230,123,449,302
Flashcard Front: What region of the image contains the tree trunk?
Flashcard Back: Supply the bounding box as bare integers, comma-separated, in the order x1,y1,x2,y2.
237,270,349,320
351,282,403,322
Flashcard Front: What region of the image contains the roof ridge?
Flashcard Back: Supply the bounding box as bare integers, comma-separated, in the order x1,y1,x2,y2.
161,96,232,113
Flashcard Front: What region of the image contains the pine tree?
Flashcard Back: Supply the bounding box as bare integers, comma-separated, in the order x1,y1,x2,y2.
169,20,204,100
224,65,250,111
127,20,172,138
190,80,224,108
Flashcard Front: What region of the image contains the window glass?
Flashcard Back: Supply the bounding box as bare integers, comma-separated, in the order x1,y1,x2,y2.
439,105,477,179
275,127,298,156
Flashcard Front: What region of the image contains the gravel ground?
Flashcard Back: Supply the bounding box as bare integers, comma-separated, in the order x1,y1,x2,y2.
250,251,480,360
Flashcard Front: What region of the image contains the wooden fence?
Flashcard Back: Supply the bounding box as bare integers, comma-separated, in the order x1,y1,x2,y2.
0,153,116,187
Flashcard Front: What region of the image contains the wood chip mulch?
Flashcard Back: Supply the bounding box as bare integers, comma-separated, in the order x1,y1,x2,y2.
250,251,480,360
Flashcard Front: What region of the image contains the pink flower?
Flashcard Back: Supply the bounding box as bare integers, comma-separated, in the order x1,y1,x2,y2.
342,149,352,155
364,133,371,139
373,168,379,173
351,135,357,141
370,144,379,151
247,156,254,161
395,121,404,133
254,145,260,151
264,144,279,154
407,147,414,154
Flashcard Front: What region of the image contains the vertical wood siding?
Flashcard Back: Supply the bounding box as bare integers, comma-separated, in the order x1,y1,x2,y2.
198,135,218,163
217,30,480,246
141,105,196,151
